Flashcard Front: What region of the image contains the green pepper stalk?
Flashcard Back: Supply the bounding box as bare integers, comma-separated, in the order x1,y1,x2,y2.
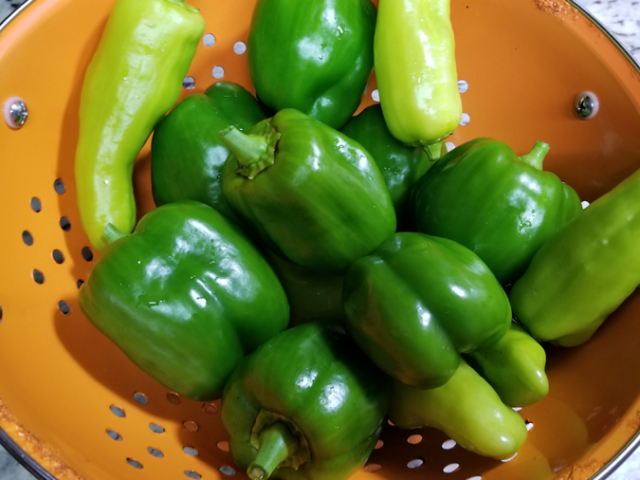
411,138,582,286
151,81,270,222
342,232,512,389
221,322,390,480
78,201,290,400
388,359,528,460
374,0,462,159
219,109,396,274
465,323,549,408
75,0,205,251
510,165,640,347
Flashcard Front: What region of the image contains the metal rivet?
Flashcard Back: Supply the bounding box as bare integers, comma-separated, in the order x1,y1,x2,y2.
4,97,28,129
574,91,599,119
202,402,218,414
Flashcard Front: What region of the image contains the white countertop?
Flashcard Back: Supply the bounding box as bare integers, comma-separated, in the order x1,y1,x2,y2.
1,0,640,479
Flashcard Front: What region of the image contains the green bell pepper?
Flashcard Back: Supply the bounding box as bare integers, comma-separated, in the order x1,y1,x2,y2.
465,323,549,408
78,201,290,400
221,322,390,480
412,138,582,286
374,0,462,158
247,0,376,129
75,0,205,251
388,359,528,460
151,81,269,221
342,232,512,389
340,104,433,229
219,109,396,274
510,166,640,347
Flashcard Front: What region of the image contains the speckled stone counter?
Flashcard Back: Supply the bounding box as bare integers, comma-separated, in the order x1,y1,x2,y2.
1,0,640,479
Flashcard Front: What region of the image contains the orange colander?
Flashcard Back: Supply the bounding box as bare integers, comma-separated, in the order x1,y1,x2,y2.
2,0,640,479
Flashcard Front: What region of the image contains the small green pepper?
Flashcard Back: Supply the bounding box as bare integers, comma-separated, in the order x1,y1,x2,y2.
510,166,640,346
388,359,528,460
374,0,462,158
342,232,512,389
412,138,582,285
75,0,205,251
247,0,377,129
219,109,396,274
221,322,390,480
78,201,290,400
151,81,269,221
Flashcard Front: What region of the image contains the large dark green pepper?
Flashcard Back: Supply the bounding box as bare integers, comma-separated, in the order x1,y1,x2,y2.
78,201,290,400
388,359,528,460
412,138,582,285
221,322,389,480
341,104,432,229
219,108,396,274
247,0,376,129
342,232,512,389
151,81,269,221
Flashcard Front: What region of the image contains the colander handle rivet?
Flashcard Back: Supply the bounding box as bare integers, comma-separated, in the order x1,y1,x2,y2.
3,96,28,129
574,91,599,119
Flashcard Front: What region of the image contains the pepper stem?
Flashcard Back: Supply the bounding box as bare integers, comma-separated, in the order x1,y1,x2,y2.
519,141,550,171
422,140,444,162
247,423,299,480
218,123,280,180
102,223,127,246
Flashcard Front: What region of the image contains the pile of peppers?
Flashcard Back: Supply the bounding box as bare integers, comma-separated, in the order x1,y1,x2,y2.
73,0,640,479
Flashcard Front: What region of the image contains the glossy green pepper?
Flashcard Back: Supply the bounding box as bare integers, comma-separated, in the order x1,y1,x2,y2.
342,232,512,389
221,322,390,480
247,0,376,129
388,359,528,460
465,323,549,408
412,138,582,286
75,0,205,251
341,104,433,229
151,81,269,221
78,201,290,400
510,166,640,347
265,251,346,326
374,0,462,158
219,108,396,274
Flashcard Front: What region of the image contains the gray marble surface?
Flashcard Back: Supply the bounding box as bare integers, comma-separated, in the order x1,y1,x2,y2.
1,0,640,479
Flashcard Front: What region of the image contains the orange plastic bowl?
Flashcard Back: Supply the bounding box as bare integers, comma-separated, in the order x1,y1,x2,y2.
2,0,640,479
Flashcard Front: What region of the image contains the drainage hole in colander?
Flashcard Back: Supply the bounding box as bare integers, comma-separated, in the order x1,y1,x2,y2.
219,466,236,476
442,439,457,450
217,441,229,452
147,447,164,459
82,247,94,262
501,453,517,463
407,434,422,445
203,33,216,47
60,216,71,232
183,420,200,432
234,41,247,55
183,77,196,90
460,113,471,126
58,300,71,315
54,178,66,195
106,430,122,441
374,439,383,450
77,279,85,289
133,392,148,405
183,446,199,457
212,66,225,79
203,402,218,414
149,423,165,434
32,269,45,284
467,477,482,480
371,89,380,102
185,471,203,479
30,197,42,213
110,405,126,418
0,303,3,323
446,142,456,152
387,419,395,427
458,79,469,93
443,463,460,473
52,249,65,264
364,464,382,472
525,419,534,431
126,458,143,469
167,392,182,405
407,458,424,469
22,230,34,246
